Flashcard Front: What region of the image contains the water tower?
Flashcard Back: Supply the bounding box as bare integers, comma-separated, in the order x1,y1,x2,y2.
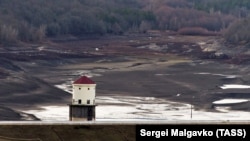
69,76,96,121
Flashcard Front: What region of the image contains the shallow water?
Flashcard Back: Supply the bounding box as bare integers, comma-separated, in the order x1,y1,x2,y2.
23,96,250,121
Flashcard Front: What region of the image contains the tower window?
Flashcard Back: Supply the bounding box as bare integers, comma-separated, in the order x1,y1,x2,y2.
79,87,81,90
88,88,90,90
87,100,90,104
78,100,82,104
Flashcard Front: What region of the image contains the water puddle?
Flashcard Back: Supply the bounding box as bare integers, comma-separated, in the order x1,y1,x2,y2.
194,72,239,79
155,74,171,76
213,99,249,105
220,84,250,89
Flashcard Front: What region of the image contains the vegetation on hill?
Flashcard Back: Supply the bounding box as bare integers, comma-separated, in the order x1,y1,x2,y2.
190,0,250,17
0,0,249,45
223,18,250,44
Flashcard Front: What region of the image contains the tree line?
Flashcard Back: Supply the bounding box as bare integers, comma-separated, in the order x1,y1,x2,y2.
0,0,249,45
0,0,156,45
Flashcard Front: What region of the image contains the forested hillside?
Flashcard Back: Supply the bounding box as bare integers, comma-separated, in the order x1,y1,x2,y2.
0,0,249,45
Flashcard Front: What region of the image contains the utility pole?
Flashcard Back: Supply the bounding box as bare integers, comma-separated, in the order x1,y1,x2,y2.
191,96,194,119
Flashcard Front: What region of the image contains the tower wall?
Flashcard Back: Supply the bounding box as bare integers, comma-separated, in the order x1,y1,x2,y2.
72,84,96,105
69,105,96,121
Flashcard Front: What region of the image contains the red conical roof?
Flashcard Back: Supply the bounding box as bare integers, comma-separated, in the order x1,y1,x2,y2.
73,76,95,84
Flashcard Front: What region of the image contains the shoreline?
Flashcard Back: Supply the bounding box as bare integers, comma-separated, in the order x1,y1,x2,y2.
17,55,250,121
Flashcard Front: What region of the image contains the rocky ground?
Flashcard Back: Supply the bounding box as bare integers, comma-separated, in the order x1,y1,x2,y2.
0,32,250,120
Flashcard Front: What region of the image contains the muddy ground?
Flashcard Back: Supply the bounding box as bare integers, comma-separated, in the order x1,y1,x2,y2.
0,33,250,120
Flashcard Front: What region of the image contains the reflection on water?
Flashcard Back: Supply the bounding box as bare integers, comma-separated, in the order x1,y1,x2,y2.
23,96,250,121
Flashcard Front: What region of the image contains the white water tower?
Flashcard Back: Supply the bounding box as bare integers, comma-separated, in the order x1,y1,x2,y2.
69,76,96,121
